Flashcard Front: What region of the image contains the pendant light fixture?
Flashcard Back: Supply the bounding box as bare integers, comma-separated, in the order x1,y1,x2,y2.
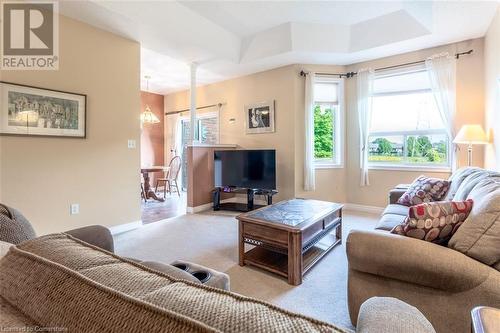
141,75,160,124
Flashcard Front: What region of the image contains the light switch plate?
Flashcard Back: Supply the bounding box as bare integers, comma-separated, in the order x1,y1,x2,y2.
127,140,136,149
70,203,79,215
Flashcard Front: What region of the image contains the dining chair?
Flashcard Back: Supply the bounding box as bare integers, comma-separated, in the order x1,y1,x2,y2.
155,156,182,198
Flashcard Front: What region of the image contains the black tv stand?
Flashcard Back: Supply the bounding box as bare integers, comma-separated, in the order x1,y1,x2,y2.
212,187,278,212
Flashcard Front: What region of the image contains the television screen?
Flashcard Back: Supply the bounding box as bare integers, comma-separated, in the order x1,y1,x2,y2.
214,150,276,190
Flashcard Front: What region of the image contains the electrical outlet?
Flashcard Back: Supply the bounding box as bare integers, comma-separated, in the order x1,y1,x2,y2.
127,140,136,149
70,204,79,215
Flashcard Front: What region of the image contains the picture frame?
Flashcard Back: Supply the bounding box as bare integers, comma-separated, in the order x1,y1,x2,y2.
0,81,86,138
244,100,275,134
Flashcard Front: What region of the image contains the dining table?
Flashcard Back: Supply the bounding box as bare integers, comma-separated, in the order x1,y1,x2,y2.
141,166,170,202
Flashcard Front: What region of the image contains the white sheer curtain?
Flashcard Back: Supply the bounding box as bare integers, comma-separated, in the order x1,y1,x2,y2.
304,72,316,191
425,53,457,171
357,69,374,186
166,113,181,164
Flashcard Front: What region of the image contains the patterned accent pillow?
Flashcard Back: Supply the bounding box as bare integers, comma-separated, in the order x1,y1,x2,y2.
391,199,473,244
397,176,450,206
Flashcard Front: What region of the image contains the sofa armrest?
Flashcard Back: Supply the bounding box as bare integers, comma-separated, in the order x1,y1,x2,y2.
347,230,492,292
357,297,436,333
64,225,114,253
389,189,406,204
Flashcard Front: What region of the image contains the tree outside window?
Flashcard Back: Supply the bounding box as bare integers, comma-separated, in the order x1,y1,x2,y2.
314,105,334,159
368,67,450,168
312,78,343,167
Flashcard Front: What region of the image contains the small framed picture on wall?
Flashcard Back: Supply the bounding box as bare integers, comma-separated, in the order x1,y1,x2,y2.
244,100,275,134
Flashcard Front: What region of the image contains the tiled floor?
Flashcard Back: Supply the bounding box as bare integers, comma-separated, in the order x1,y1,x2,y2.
141,191,187,224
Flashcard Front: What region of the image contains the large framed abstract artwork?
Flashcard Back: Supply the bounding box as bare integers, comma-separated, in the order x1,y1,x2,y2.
0,81,86,138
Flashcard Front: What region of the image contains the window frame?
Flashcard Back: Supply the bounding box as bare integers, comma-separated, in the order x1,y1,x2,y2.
313,76,345,169
368,68,452,172
179,111,220,144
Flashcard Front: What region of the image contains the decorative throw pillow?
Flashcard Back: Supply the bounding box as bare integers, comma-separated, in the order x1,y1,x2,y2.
391,199,473,244
397,176,450,206
0,203,36,245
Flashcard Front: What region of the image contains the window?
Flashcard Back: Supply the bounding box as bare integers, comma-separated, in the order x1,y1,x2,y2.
314,77,344,167
368,66,450,170
180,112,219,189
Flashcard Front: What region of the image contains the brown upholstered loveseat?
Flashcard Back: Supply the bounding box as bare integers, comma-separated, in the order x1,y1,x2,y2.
347,167,500,333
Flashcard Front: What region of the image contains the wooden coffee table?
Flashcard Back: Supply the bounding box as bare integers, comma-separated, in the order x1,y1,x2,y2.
237,199,343,285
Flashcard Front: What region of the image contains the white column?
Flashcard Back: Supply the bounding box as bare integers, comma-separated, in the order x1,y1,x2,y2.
189,62,197,144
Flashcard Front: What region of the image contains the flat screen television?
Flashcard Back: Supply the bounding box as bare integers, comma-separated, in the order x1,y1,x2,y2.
214,149,276,190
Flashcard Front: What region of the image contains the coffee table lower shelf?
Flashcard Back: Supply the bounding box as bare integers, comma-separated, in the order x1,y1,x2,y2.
243,232,340,279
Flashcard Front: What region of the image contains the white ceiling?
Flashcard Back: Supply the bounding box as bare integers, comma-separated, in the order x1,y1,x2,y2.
59,1,499,94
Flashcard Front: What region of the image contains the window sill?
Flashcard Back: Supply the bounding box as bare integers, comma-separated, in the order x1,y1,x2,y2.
315,163,344,169
368,165,452,173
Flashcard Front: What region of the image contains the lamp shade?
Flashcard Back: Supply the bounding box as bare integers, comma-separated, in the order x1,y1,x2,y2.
453,125,488,145
140,105,160,124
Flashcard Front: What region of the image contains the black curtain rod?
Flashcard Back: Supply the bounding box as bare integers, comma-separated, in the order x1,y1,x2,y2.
165,102,225,115
300,49,473,79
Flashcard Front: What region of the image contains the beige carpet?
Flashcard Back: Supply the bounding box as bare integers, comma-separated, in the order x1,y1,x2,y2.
114,210,378,330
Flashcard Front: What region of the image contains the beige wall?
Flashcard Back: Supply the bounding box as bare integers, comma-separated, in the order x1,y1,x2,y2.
345,38,485,207
0,15,141,234
164,65,297,202
165,39,486,209
484,8,500,170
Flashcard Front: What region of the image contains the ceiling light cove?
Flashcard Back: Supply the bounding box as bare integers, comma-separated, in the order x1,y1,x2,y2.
59,1,498,93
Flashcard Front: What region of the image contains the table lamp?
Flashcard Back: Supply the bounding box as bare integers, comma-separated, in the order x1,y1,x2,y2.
453,124,488,166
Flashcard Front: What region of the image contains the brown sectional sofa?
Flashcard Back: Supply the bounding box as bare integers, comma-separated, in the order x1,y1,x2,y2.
1,234,345,333
347,167,500,333
0,203,440,332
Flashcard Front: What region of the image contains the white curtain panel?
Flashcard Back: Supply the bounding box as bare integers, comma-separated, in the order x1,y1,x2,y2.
166,113,181,163
357,69,374,186
425,53,457,171
304,72,316,191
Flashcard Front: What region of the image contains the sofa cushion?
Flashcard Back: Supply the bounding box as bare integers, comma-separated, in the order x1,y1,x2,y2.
376,214,407,231
0,234,343,333
452,172,492,201
449,180,500,267
494,261,500,271
383,204,409,216
444,167,483,201
397,176,450,206
0,296,38,329
446,167,500,201
391,200,473,244
0,204,36,245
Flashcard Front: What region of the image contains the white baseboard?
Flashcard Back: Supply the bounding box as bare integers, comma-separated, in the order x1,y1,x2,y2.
109,220,142,235
187,202,213,214
343,203,384,215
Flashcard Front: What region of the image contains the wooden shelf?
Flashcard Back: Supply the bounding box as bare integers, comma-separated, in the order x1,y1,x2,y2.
303,232,340,273
244,247,288,277
243,230,340,278
219,202,264,212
